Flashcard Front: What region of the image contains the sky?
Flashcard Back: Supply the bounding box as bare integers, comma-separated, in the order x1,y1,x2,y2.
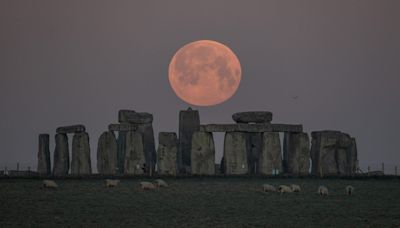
1,1,399,172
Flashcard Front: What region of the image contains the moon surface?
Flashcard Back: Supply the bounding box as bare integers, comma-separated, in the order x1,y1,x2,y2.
168,40,242,106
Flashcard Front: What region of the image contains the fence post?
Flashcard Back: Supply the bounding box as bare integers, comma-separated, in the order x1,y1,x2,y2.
368,166,370,176
17,163,19,171
382,163,384,174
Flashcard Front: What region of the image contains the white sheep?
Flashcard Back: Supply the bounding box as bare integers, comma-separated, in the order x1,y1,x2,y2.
154,179,168,188
290,184,301,192
105,179,120,188
140,181,157,190
278,185,293,194
345,185,354,195
43,180,58,189
318,186,328,196
262,184,276,192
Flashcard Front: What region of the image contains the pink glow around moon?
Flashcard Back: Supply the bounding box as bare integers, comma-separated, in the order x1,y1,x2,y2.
168,40,242,106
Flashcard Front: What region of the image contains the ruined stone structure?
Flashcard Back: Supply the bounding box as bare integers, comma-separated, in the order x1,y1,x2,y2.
283,132,310,175
191,132,215,175
97,131,118,175
37,134,51,175
157,132,178,176
178,107,200,173
310,131,357,176
53,133,69,176
39,110,358,177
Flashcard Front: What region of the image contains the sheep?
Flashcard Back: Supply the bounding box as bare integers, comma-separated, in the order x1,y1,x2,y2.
318,186,328,196
262,184,276,192
345,185,354,195
43,180,58,189
105,179,120,188
154,179,168,188
140,181,157,190
290,184,301,192
278,185,293,194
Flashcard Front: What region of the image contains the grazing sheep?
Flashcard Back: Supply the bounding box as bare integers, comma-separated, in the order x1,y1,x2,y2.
140,181,157,190
345,185,354,195
318,186,329,196
278,185,293,194
43,180,58,189
290,184,301,192
154,179,168,188
262,184,276,192
105,179,120,188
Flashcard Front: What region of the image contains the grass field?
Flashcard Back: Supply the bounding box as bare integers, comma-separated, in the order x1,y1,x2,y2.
1,177,399,227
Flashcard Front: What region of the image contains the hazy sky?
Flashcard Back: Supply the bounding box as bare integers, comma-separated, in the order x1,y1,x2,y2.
1,1,399,172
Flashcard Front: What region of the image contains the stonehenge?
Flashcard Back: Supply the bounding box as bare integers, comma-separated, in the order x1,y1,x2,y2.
37,134,51,176
38,110,358,177
157,132,178,176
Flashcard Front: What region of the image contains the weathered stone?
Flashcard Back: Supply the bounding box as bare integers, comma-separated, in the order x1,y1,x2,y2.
223,132,248,175
109,123,138,132
71,132,92,175
97,131,118,175
53,133,69,176
117,131,127,174
259,132,282,175
124,131,145,175
56,125,86,134
157,132,178,176
310,131,357,176
199,123,302,133
37,134,51,175
232,111,273,123
178,107,200,173
118,110,153,124
283,132,310,175
246,133,263,174
136,123,156,174
191,132,215,175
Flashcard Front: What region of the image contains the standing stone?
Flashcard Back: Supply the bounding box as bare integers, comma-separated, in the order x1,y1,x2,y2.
136,123,156,174
178,107,200,173
124,131,145,175
224,132,248,175
37,134,51,175
246,133,263,174
117,131,127,174
97,131,118,175
53,133,69,176
157,132,178,176
191,132,215,175
71,132,92,175
310,131,356,176
283,132,310,175
259,132,282,175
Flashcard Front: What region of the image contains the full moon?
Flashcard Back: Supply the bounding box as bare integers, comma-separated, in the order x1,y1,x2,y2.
168,40,242,106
